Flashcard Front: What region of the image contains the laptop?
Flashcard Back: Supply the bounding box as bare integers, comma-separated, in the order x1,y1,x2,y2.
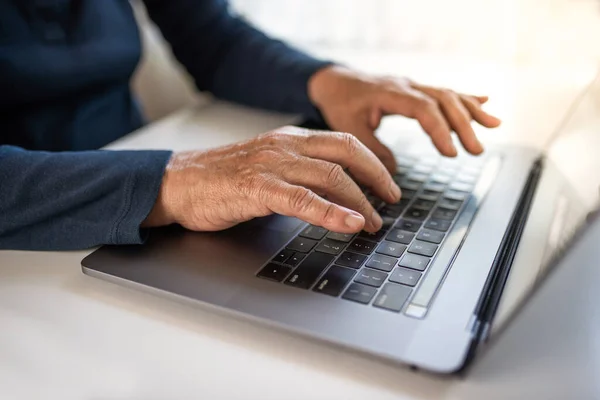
81,70,600,374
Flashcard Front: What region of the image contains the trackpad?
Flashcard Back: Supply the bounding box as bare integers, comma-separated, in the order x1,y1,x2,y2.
246,214,304,233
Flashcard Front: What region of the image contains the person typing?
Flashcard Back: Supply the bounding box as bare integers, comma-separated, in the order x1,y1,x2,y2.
0,0,500,250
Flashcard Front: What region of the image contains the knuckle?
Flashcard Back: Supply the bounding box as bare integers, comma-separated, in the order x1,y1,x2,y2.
326,163,347,187
257,131,281,146
322,202,338,224
337,131,359,155
249,148,281,164
413,96,437,115
419,96,438,111
289,188,316,213
439,89,458,102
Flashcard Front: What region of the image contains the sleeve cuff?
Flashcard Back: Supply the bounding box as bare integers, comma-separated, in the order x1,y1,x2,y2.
111,150,173,245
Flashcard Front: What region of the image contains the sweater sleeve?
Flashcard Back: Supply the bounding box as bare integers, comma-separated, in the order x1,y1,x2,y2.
142,0,332,121
0,145,172,251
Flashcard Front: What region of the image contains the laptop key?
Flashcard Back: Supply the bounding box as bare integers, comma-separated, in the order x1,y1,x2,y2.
405,207,429,221
389,267,422,287
386,229,415,245
400,189,417,200
406,172,429,183
286,237,318,253
456,172,477,184
354,268,388,287
315,238,346,255
284,252,334,289
438,198,463,210
423,182,446,193
366,194,385,209
299,225,328,240
373,283,412,312
412,199,435,211
342,283,378,304
425,218,452,232
388,198,410,209
399,253,430,271
348,238,377,255
313,266,356,296
449,182,473,193
326,232,355,242
287,253,305,266
413,164,434,174
419,190,442,201
336,251,367,269
395,219,422,232
366,254,397,272
358,229,387,242
444,190,469,201
431,207,457,221
399,179,421,191
257,263,293,282
381,206,402,218
408,240,438,257
394,166,410,176
417,229,445,244
430,173,452,184
381,216,396,230
273,249,294,264
376,241,407,258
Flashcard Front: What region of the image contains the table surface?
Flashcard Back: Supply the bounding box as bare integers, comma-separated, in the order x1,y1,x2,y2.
1,56,599,400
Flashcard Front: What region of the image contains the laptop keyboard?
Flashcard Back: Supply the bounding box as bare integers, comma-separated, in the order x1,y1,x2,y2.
256,152,489,316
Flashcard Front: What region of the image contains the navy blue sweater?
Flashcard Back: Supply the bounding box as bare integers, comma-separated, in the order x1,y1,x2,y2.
0,0,330,250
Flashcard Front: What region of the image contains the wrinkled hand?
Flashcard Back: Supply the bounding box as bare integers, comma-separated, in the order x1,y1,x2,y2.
308,66,502,172
143,126,401,233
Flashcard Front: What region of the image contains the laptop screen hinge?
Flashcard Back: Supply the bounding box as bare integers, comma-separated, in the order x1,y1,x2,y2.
470,157,544,343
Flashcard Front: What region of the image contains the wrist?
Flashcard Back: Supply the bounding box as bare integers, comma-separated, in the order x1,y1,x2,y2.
142,156,178,228
308,65,375,110
308,65,347,109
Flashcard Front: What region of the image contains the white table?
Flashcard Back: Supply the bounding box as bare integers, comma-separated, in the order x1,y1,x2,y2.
1,59,598,400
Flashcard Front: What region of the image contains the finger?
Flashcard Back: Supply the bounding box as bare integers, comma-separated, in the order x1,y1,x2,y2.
295,130,401,204
460,95,502,128
279,157,382,231
262,181,367,233
377,90,457,157
353,127,397,174
426,89,484,155
473,95,488,104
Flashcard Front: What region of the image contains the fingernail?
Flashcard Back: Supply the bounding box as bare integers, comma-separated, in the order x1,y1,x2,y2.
389,183,402,202
371,211,383,231
344,213,364,230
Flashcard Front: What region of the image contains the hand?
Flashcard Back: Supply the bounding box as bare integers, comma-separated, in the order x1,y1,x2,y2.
143,126,401,233
308,66,502,172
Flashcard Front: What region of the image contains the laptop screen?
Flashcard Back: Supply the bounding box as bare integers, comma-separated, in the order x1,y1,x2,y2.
490,70,600,336
542,71,600,265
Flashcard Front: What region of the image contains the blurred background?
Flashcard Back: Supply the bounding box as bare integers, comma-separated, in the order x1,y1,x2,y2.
230,0,600,66
132,0,600,147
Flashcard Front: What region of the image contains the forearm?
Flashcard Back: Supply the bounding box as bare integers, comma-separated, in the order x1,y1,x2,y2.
143,0,332,119
0,146,171,251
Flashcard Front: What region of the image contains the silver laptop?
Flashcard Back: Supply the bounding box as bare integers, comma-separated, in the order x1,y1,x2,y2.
81,70,600,374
